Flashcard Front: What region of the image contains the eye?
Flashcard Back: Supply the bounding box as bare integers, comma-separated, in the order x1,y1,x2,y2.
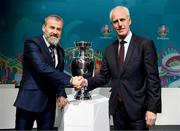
112,20,118,24
121,18,126,22
57,28,62,31
50,26,55,29
113,18,126,24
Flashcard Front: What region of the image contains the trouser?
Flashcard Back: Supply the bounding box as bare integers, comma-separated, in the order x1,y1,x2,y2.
15,102,56,130
113,101,148,130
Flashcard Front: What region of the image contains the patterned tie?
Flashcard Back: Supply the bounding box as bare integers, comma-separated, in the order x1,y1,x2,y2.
119,40,126,71
49,45,56,66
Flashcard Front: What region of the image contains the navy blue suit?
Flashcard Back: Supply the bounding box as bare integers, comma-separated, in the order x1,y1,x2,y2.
14,36,70,130
87,34,161,130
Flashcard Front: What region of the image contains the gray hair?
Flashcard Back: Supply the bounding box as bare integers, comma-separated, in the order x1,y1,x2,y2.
44,14,64,25
109,6,130,21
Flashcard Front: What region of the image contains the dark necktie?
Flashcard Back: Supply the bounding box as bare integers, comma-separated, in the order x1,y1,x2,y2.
118,40,126,102
49,45,56,66
119,40,126,71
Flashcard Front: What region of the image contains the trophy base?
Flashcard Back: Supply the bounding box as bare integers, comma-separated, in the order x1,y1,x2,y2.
74,90,92,100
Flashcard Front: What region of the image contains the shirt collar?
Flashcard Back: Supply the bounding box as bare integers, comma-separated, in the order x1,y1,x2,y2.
43,35,57,48
43,35,51,48
118,31,132,44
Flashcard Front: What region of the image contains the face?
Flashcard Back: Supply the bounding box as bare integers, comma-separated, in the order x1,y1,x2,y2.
42,17,63,46
111,8,131,39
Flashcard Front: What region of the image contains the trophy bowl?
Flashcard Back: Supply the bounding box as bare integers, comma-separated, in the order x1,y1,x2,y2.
71,41,94,100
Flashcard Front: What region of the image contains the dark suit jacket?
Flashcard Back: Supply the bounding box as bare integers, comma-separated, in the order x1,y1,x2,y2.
87,34,161,120
14,36,70,112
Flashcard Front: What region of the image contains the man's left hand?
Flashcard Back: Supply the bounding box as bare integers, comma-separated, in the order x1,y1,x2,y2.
56,96,69,109
145,111,157,128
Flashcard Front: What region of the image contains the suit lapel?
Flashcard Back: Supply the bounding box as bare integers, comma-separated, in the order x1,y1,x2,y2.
56,44,64,69
122,35,137,73
113,40,119,72
36,36,64,68
39,36,54,65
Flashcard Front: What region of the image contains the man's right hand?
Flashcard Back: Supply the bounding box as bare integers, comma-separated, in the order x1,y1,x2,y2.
70,76,88,90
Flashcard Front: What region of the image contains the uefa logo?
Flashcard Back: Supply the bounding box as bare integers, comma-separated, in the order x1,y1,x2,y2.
157,25,169,40
100,24,112,39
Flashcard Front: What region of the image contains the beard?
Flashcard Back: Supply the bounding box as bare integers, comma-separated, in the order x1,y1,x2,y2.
49,36,60,46
44,34,60,46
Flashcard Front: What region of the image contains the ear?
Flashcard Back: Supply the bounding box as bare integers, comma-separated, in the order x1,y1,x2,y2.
129,18,132,26
42,24,45,32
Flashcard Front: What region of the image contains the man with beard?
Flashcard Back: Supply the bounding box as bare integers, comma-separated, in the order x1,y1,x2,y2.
14,15,81,130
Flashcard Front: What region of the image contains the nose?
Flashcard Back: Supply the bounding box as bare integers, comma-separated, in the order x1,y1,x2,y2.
52,29,58,34
118,19,122,26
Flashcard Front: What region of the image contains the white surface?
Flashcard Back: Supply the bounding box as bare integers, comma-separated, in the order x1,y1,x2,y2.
156,88,180,125
1,86,180,129
90,88,180,125
0,85,38,129
58,94,110,131
0,85,17,129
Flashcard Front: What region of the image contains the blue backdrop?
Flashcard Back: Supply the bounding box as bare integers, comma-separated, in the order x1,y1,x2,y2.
0,0,179,87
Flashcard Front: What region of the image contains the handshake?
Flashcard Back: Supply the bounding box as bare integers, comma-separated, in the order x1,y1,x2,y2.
70,76,88,90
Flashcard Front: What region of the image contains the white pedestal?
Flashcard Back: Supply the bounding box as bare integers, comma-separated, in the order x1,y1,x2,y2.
0,85,17,129
58,94,110,131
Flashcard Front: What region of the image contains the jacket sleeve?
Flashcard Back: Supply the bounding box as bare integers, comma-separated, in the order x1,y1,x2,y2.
143,40,161,113
87,52,110,91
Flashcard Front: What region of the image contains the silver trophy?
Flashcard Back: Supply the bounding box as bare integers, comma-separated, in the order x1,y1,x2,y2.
71,41,94,100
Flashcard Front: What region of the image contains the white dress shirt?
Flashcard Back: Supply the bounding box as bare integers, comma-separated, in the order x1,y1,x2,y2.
43,35,58,67
118,31,132,61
